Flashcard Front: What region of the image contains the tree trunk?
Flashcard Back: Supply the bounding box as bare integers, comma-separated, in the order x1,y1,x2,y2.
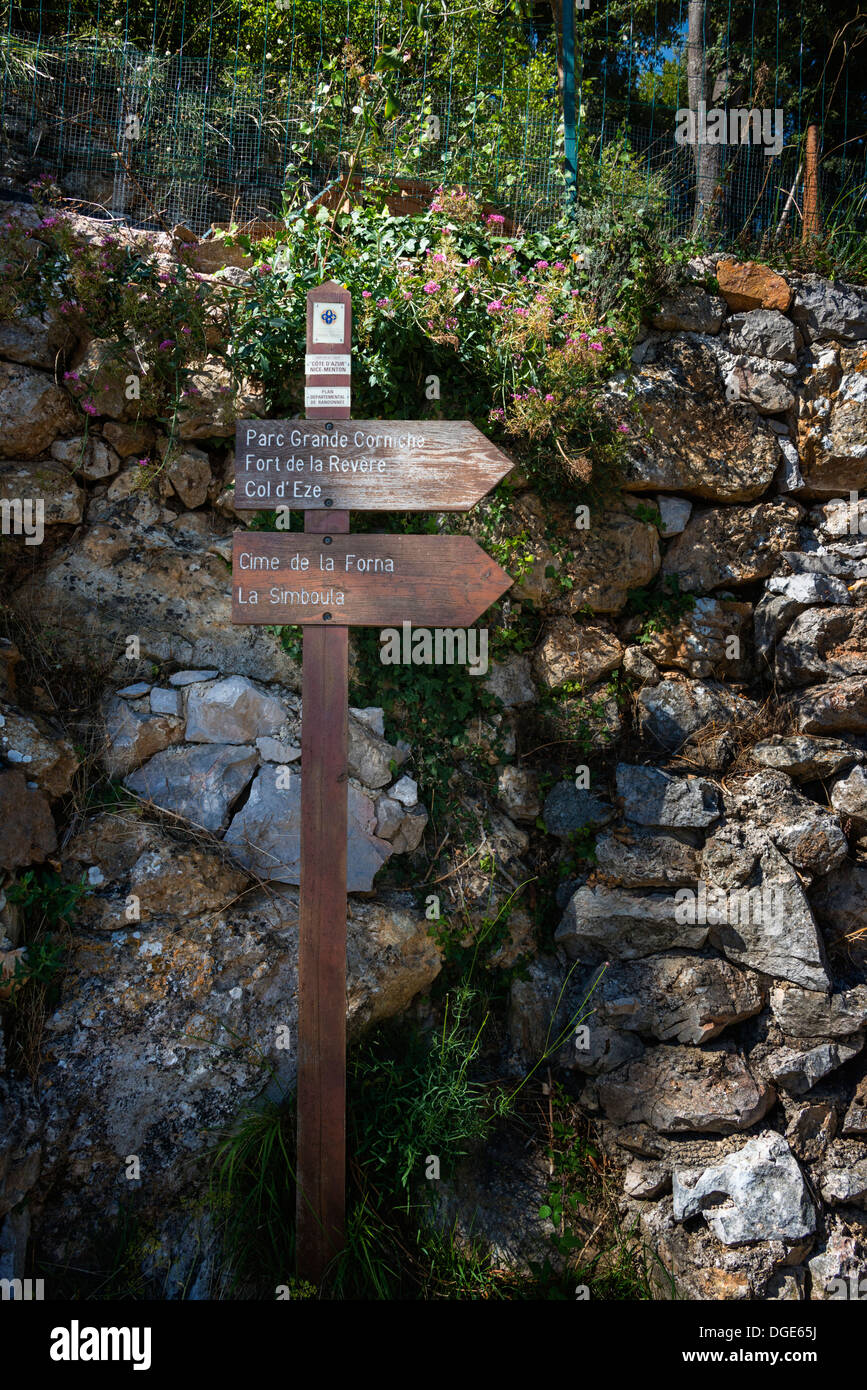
687,0,722,233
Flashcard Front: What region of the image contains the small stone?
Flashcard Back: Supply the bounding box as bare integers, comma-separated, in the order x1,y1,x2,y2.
350,707,385,738
543,782,613,836
616,763,720,829
169,669,220,686
673,1133,815,1245
255,737,301,763
655,495,692,535
391,776,418,807
117,683,152,699
483,655,536,709
149,687,183,718
185,675,287,744
496,766,541,823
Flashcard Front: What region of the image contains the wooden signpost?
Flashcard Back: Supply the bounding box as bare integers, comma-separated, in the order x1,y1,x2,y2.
231,281,513,1282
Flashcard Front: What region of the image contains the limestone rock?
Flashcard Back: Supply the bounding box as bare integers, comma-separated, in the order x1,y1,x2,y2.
791,275,867,344
767,1040,863,1096
722,770,847,877
616,763,720,829
163,446,212,508
348,715,406,790
673,1133,815,1244
701,825,830,990
496,766,541,823
125,744,258,832
176,360,264,439
0,703,78,797
50,436,121,482
0,308,74,370
616,337,780,501
0,362,77,458
776,607,867,688
185,675,288,745
594,828,701,887
64,812,248,930
726,308,800,362
483,655,536,709
795,677,867,734
662,500,803,592
101,696,185,778
830,764,867,826
0,460,84,526
770,983,867,1039
533,618,622,691
555,884,708,962
843,1078,867,1135
749,735,864,781
806,1214,867,1298
598,954,765,1044
542,782,613,836
561,512,660,613
637,677,755,755
596,1047,774,1134
223,767,393,893
651,287,726,333
642,596,752,680
11,506,295,684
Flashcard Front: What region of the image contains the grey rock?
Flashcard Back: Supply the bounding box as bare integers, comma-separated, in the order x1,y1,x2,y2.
701,825,830,990
255,736,300,763
116,682,152,699
223,767,392,893
350,706,385,738
766,572,852,606
102,696,184,778
389,804,428,854
555,884,708,962
673,1133,816,1245
0,362,77,458
616,763,720,829
819,1159,867,1207
347,715,405,790
662,500,803,592
185,675,288,745
727,308,800,363
656,495,692,536
750,735,864,781
483,655,536,708
796,677,867,733
391,775,418,807
637,678,756,755
776,607,867,688
767,1040,863,1096
373,795,404,841
651,287,727,334
594,828,701,887
597,953,765,1044
843,1078,867,1135
125,744,258,832
622,646,660,684
792,276,867,344
830,764,867,826
566,1024,644,1076
169,669,220,686
623,1161,672,1200
542,782,613,836
496,766,541,823
806,1214,867,1298
722,771,847,877
777,436,805,492
770,983,867,1039
149,687,183,718
596,1046,774,1134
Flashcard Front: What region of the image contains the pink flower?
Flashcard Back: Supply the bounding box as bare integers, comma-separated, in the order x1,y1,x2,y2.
553,261,566,270
571,290,581,297
579,333,588,341
617,424,630,433
258,263,272,274
590,343,603,351
432,253,446,263
486,300,504,313
544,393,555,402
514,307,528,317
423,281,439,294
138,456,150,466
362,291,372,298
534,260,549,270
376,297,390,308
81,399,98,416
401,290,412,300
158,339,175,351
466,257,480,267
485,213,506,225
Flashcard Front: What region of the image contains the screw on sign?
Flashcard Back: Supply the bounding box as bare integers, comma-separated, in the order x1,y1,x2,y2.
231,282,513,1283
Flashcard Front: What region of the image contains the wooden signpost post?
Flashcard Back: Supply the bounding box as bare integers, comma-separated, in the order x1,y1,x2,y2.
231,282,513,1282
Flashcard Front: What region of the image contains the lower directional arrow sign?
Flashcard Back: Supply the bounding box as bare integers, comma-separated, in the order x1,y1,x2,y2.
233,531,512,627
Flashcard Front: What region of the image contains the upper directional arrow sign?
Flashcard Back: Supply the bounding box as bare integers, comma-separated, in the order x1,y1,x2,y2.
233,531,512,626
234,419,513,512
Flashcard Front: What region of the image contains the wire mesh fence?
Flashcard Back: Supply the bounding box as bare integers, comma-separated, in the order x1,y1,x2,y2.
1,31,864,245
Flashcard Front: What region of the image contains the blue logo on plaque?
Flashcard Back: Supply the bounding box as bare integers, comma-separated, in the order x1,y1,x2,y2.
321,308,337,325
